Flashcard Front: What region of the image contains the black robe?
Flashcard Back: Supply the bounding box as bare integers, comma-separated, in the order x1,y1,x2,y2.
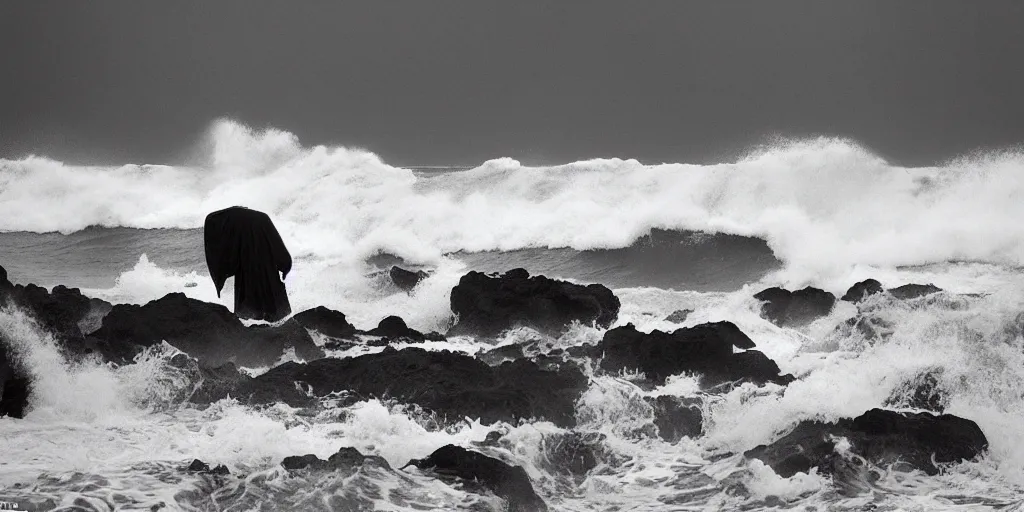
204,206,292,322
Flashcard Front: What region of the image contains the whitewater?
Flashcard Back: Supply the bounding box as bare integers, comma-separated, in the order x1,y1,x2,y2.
1,119,1023,511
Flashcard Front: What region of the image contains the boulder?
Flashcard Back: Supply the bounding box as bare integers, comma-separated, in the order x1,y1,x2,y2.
448,269,620,338
647,395,703,442
403,445,547,512
368,315,427,342
91,293,324,367
227,347,588,428
841,279,884,303
889,283,943,300
595,322,793,387
754,287,836,327
292,306,357,339
390,266,429,291
282,446,390,471
745,408,988,477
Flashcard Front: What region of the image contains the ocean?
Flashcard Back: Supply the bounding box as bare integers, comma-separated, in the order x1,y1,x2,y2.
1,120,1023,510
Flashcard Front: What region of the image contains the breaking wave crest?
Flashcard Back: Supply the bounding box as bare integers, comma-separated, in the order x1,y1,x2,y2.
4,119,1024,286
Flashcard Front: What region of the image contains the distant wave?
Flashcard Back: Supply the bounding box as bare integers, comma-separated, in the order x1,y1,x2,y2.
3,119,1024,285
452,229,779,292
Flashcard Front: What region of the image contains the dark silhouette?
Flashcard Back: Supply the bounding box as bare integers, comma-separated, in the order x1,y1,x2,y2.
204,207,292,322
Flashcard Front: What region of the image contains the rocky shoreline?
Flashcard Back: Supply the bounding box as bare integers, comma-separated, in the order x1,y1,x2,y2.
0,264,986,511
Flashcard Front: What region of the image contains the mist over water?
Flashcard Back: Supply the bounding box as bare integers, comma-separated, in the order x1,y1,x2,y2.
1,119,1024,510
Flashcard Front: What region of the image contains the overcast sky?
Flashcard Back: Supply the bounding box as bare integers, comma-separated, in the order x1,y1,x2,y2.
2,1,1023,166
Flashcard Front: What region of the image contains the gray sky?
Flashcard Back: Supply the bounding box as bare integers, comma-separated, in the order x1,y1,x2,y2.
2,1,1023,166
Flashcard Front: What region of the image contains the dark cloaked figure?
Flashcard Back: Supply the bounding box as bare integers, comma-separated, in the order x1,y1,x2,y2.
204,206,292,322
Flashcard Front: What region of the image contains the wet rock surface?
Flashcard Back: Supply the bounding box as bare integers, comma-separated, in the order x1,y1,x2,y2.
90,293,324,367
365,315,445,345
754,287,836,327
292,306,357,340
389,266,429,291
404,444,548,512
594,322,793,387
889,283,943,300
0,264,113,351
224,347,589,428
448,269,620,338
841,279,884,303
282,446,390,472
745,408,988,477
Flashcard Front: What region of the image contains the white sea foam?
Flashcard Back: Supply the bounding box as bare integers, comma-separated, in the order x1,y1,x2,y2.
4,119,1024,287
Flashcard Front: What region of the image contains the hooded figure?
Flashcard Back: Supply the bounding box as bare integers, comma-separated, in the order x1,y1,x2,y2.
204,206,292,322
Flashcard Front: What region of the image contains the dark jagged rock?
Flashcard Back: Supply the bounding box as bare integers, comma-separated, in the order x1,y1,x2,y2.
889,283,943,300
745,408,988,477
230,347,588,428
885,370,947,413
0,265,113,349
647,395,703,442
390,266,429,291
841,279,884,303
282,446,390,471
595,322,793,387
664,309,693,323
404,445,548,512
0,336,30,418
754,287,836,327
91,293,324,367
292,306,357,339
448,269,620,338
368,315,427,342
186,459,230,475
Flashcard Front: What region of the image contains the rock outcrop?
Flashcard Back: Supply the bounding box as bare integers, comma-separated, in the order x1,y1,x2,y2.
745,408,988,477
0,264,112,351
90,293,324,367
404,445,547,512
448,269,619,338
390,266,429,291
841,279,884,303
889,283,943,300
282,446,391,472
292,306,358,340
225,347,589,428
366,315,445,344
594,322,794,387
754,287,836,327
